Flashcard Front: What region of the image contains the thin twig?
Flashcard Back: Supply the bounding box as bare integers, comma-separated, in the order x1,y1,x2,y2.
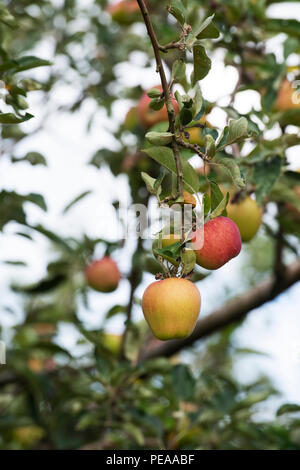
137,0,184,239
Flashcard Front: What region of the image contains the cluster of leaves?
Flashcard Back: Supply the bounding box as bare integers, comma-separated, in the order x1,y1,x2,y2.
2,321,300,450
0,0,300,450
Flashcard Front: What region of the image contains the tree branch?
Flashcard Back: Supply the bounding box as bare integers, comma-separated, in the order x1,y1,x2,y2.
137,0,184,238
139,258,300,360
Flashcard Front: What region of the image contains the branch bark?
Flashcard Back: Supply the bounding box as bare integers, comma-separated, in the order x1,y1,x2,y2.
139,258,300,361
137,0,184,237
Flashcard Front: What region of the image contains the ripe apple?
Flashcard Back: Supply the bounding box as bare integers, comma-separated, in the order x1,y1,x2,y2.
137,85,179,129
142,278,201,340
106,0,141,25
276,78,300,111
85,257,121,293
183,116,212,147
226,196,263,242
102,333,122,355
192,216,241,270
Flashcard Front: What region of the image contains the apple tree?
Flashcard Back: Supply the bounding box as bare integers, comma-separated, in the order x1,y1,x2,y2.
0,0,300,450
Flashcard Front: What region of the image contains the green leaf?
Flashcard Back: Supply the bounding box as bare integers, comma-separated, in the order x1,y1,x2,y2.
203,193,211,217
123,423,145,446
63,190,92,214
105,305,127,319
210,181,224,212
283,37,300,59
147,88,161,99
205,134,216,159
12,151,46,166
171,59,186,85
266,19,300,38
195,14,220,40
142,146,199,192
172,364,196,400
149,98,165,111
141,172,162,197
254,156,282,205
31,224,73,251
0,3,17,28
181,249,196,274
2,260,27,266
179,107,193,125
145,131,173,146
215,157,245,188
0,112,33,124
12,56,51,73
192,45,211,86
210,192,229,219
193,84,202,117
270,182,300,211
278,109,300,127
277,403,300,417
13,274,66,294
0,191,46,229
217,117,249,150
167,0,186,26
153,239,181,267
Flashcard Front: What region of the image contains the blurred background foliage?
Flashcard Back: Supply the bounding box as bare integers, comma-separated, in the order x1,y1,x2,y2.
0,0,300,449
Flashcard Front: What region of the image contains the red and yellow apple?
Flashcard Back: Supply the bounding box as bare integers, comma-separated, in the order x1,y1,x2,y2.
226,196,263,242
142,278,201,340
106,0,141,25
276,78,300,111
192,216,241,270
85,257,121,293
137,85,179,129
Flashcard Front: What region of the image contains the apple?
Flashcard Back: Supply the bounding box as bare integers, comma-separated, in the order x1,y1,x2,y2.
183,116,212,147
161,233,181,248
142,277,201,340
27,357,56,373
170,191,197,212
192,216,241,270
137,85,179,129
124,106,138,130
12,425,45,447
85,257,121,293
33,323,56,341
102,333,122,355
276,78,300,111
106,0,141,25
226,196,263,242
